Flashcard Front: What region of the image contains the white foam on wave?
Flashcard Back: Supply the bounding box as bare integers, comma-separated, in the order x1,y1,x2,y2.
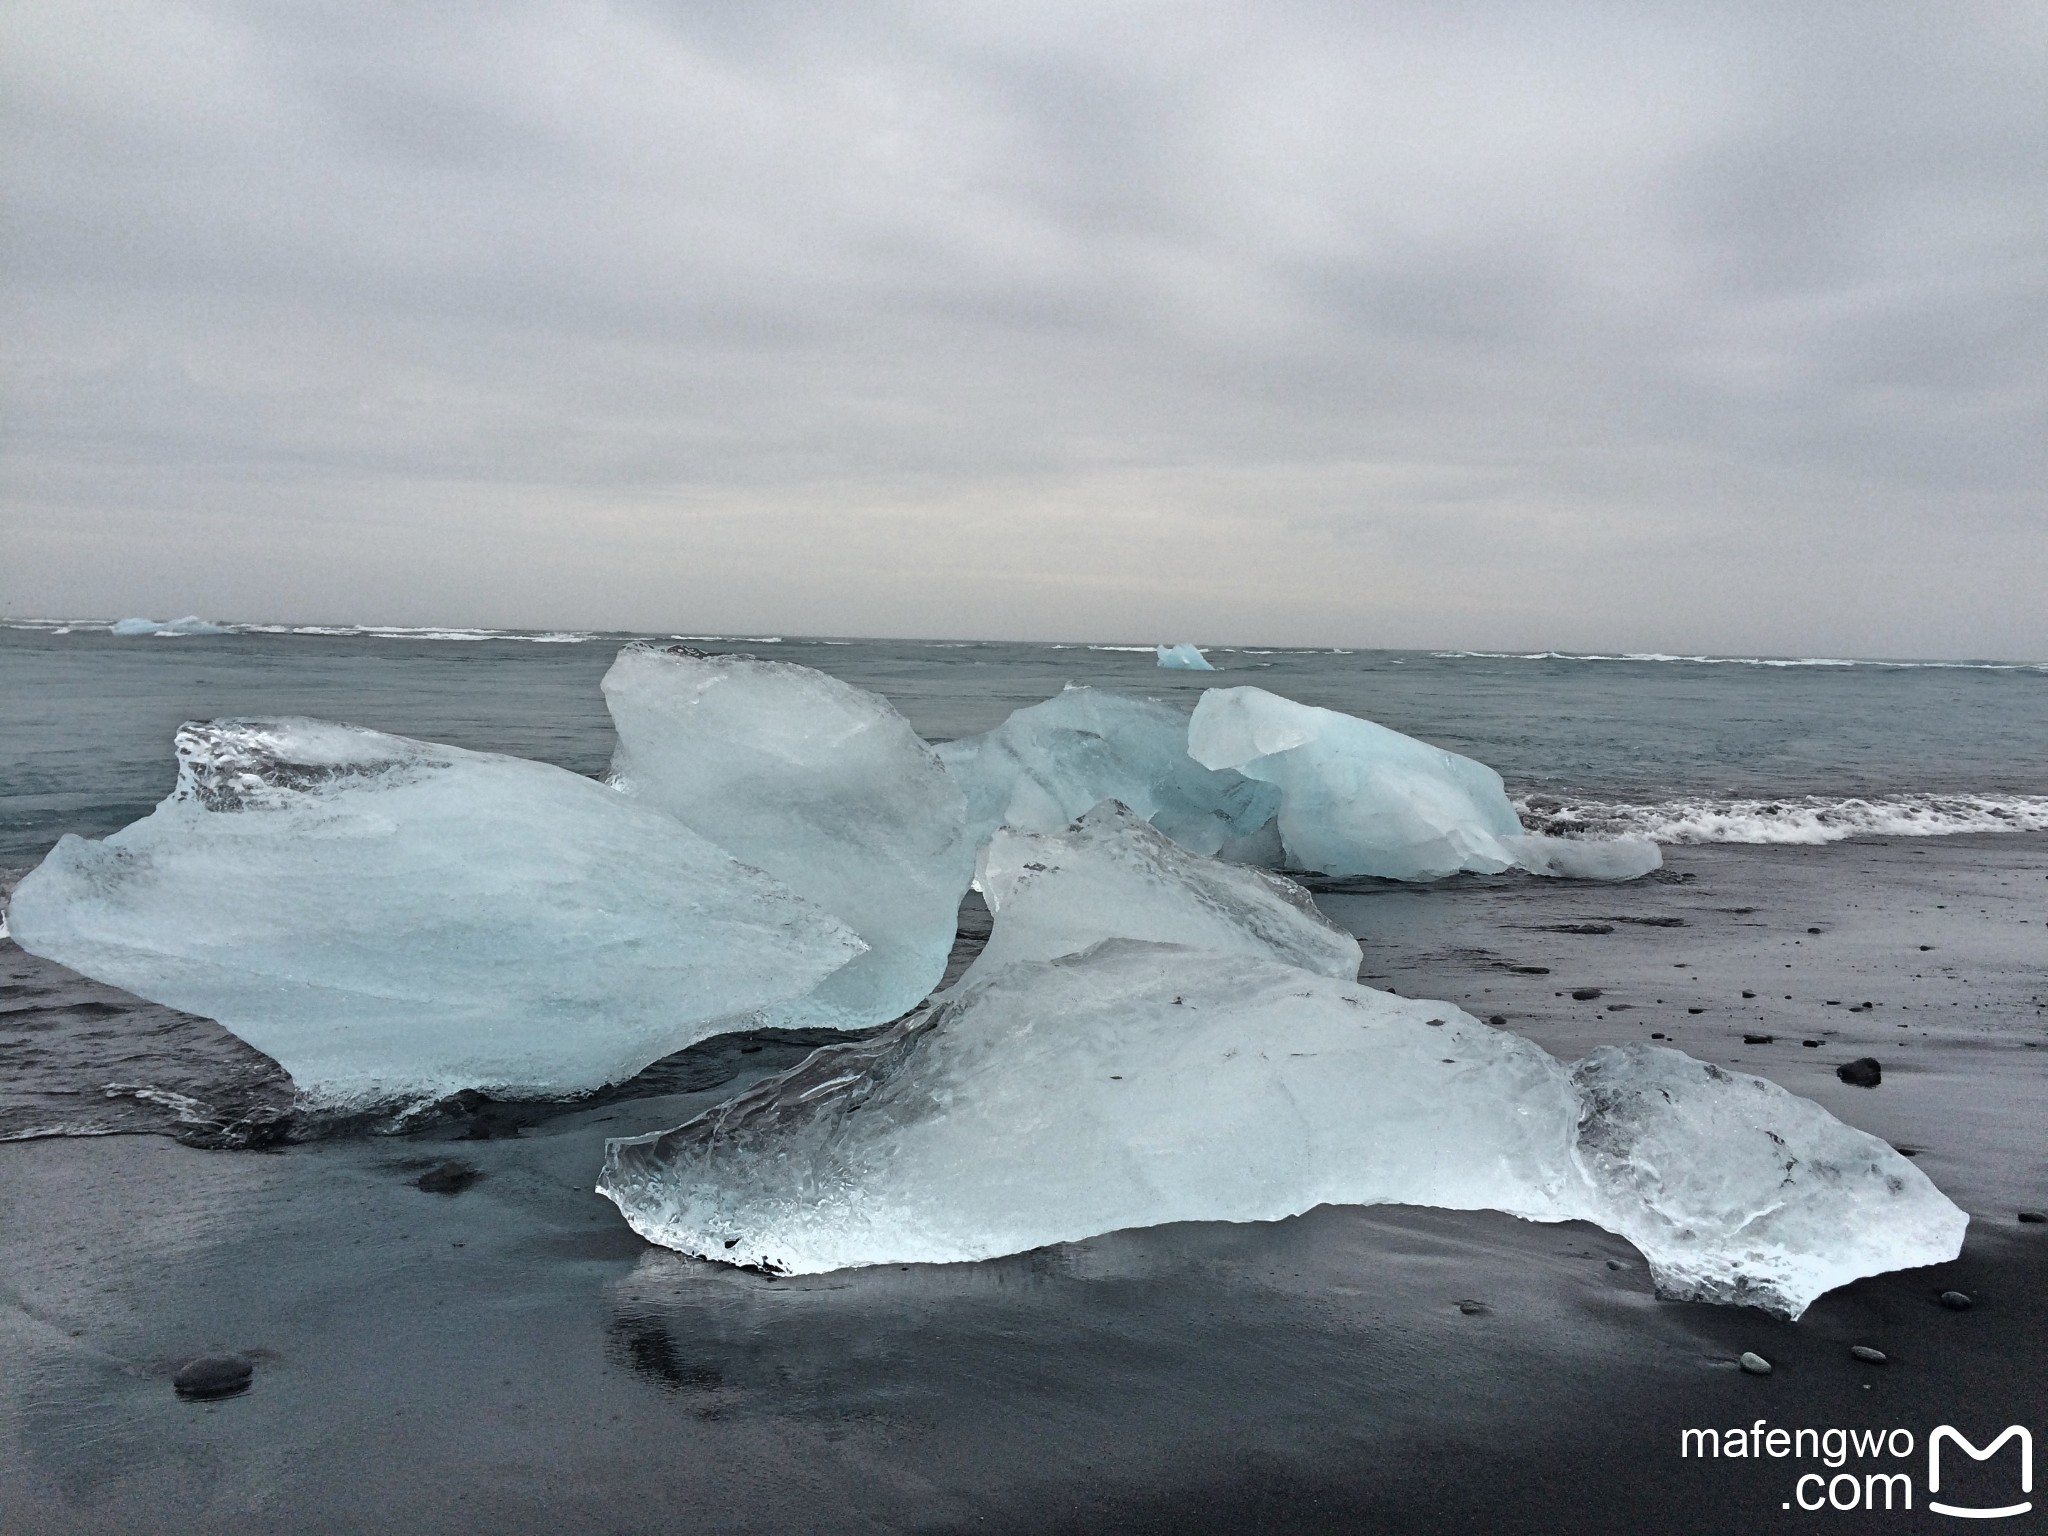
1516,791,2048,845
1438,650,2046,672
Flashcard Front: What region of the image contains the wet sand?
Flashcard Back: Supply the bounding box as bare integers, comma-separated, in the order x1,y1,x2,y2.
2,835,2043,1533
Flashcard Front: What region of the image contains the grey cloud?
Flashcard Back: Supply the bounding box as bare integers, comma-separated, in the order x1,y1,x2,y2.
2,0,2043,654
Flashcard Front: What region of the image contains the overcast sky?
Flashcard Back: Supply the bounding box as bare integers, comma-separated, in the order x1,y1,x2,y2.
3,1,2044,656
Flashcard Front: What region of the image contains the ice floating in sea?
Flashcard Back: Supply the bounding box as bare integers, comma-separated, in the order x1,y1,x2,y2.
1155,642,1215,670
6,718,865,1108
110,615,226,636
598,942,1964,1315
1189,686,1659,881
935,686,1278,857
604,643,974,1033
965,801,1361,984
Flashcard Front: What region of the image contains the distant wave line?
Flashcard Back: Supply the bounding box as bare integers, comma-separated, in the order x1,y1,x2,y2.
1515,791,2048,846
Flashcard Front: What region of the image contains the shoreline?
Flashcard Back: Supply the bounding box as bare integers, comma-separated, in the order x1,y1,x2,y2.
2,833,2044,1532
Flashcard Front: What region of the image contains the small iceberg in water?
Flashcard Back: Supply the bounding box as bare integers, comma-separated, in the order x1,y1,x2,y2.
110,615,228,636
1155,642,1215,670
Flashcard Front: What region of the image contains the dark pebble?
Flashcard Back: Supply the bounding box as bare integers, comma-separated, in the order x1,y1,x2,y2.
1940,1291,1973,1311
416,1161,482,1195
174,1356,253,1400
1741,990,1756,998
2018,1211,2046,1224
1739,1352,1772,1375
1836,1057,1882,1088
1488,1015,1506,1026
1549,923,1614,934
1650,1032,1666,1040
1850,1345,1887,1364
1688,1007,1704,1014
1802,1040,1821,1048
1458,1300,1490,1315
1509,966,1550,975
1808,927,1822,934
1571,988,1602,1000
1744,1033,1775,1045
1919,944,1933,951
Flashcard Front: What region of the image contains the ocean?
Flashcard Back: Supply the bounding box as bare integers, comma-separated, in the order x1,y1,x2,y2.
5,621,2046,866
4,620,2045,1533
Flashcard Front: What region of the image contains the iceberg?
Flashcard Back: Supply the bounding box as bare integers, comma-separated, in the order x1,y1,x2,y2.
598,942,1962,1313
6,718,866,1107
935,686,1278,857
1188,686,1659,881
1155,642,1215,670
111,615,227,637
966,801,1360,983
603,643,975,1033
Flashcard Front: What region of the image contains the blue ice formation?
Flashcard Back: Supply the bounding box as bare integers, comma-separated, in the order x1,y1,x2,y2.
603,643,976,1034
599,803,1960,1315
7,718,864,1107
934,686,1277,857
110,615,227,636
1188,686,1661,881
1155,642,1215,670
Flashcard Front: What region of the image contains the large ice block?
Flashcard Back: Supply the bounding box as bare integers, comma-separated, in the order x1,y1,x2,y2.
1188,686,1659,881
935,686,1278,857
599,944,1964,1315
1571,1044,1968,1312
966,801,1361,983
6,718,865,1108
603,643,974,1033
1155,643,1215,670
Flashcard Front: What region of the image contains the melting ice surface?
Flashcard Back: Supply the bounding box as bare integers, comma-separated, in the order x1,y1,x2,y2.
603,643,975,1033
7,719,865,1107
110,615,226,636
935,686,1278,857
1189,686,1660,881
600,806,1963,1317
966,802,1361,984
1155,642,1215,670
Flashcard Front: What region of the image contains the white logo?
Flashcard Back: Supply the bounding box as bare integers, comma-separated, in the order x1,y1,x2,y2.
1929,1425,2033,1520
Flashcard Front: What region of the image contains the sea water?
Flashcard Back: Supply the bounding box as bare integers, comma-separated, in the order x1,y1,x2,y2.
3,621,2045,1141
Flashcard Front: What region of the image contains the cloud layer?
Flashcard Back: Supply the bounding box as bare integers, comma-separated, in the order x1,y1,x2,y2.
4,1,2044,655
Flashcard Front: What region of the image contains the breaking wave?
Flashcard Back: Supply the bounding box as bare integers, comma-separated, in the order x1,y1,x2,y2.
1439,650,2046,672
1515,791,2048,845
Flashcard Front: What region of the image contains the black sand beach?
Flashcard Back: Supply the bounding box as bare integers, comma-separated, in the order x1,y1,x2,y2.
4,835,2044,1534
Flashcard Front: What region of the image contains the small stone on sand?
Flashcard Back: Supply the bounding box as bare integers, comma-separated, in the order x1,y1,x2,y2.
1940,1291,1973,1311
2019,1211,2046,1224
1836,1057,1882,1088
174,1355,253,1399
1744,1033,1774,1045
1739,1352,1772,1375
1571,988,1602,1000
1850,1345,1886,1364
416,1161,482,1195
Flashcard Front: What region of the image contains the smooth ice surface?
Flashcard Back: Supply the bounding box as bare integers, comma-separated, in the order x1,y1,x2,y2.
604,643,974,1033
935,686,1278,857
8,718,865,1107
1155,643,1215,670
1189,686,1659,881
966,802,1361,984
1570,1044,1968,1314
599,944,1964,1315
110,615,225,636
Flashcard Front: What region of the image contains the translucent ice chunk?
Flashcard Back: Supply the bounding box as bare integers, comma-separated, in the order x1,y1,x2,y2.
1571,1045,1967,1315
966,801,1360,983
599,947,1963,1315
603,643,974,1033
598,942,1587,1276
1155,643,1215,670
110,615,226,636
935,686,1278,857
1188,686,1658,881
6,718,865,1108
